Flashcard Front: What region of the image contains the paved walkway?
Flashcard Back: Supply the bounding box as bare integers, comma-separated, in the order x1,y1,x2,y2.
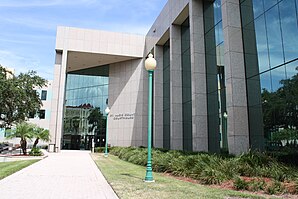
0,150,118,199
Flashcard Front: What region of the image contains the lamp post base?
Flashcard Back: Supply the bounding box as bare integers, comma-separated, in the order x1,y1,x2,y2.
144,179,155,183
104,153,108,157
144,165,154,182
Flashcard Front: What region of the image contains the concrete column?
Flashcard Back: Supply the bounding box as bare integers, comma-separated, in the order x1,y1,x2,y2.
170,24,183,150
222,0,250,154
49,55,61,149
49,50,67,151
241,0,265,150
153,45,164,148
189,0,209,152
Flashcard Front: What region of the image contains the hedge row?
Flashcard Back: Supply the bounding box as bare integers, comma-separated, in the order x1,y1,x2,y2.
95,146,298,194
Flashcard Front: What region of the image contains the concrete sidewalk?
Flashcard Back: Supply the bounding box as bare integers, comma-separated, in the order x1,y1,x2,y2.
0,150,118,199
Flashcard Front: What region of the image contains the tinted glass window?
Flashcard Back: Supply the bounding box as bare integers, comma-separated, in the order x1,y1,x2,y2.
41,90,47,100
241,0,298,152
39,110,45,119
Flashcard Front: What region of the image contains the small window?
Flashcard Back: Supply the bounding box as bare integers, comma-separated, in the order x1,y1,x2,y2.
39,110,46,119
41,90,47,100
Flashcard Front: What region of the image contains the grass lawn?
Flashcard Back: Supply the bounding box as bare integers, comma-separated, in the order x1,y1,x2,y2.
92,153,276,199
0,160,39,180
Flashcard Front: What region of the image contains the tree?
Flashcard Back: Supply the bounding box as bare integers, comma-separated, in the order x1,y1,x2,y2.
6,122,35,155
0,66,47,128
262,67,298,139
88,107,104,133
32,127,50,148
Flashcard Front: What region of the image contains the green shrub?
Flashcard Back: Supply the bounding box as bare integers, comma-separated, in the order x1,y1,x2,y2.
152,150,170,172
271,129,298,142
219,159,238,179
237,150,273,168
268,150,298,166
109,146,123,156
108,146,298,190
199,168,225,184
168,155,189,176
259,164,289,182
265,181,285,195
233,177,249,190
94,147,105,153
248,179,266,192
29,148,42,156
128,148,147,166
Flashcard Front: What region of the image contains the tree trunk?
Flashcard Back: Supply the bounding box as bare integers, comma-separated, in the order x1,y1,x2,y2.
33,138,39,148
20,139,27,155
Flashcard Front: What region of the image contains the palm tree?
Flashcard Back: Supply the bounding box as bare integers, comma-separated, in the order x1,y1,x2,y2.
32,127,50,148
7,122,35,155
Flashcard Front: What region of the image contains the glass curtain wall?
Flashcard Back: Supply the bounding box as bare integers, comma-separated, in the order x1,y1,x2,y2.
241,0,298,152
181,18,193,151
63,67,109,150
163,40,171,149
203,0,226,152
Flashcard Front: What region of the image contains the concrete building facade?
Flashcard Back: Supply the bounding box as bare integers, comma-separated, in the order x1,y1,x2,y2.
50,0,298,154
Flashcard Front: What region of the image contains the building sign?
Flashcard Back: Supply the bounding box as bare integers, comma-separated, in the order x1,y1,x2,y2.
110,113,135,120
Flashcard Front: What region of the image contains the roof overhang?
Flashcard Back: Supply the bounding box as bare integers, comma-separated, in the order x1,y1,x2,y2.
66,51,138,72
55,26,146,73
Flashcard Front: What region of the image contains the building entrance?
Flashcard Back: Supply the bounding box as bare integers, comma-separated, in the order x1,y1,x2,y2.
61,65,109,150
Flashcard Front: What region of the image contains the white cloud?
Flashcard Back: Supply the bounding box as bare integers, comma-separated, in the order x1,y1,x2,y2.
0,0,167,80
0,50,53,79
0,38,36,45
0,16,57,31
0,0,97,7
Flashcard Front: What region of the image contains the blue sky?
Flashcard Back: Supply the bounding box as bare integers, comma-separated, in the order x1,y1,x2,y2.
0,0,167,80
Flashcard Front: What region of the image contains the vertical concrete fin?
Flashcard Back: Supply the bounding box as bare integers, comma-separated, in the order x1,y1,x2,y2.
153,45,164,148
189,0,209,152
170,24,183,150
222,0,250,155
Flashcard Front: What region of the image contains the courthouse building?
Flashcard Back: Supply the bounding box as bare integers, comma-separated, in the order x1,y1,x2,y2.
50,0,298,154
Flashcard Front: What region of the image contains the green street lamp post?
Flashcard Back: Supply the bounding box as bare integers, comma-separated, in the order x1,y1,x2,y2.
144,53,156,182
104,106,110,157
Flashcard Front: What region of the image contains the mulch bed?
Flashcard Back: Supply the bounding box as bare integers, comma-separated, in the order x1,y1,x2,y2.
162,173,298,198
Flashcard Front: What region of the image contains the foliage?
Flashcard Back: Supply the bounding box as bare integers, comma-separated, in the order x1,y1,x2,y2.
94,147,105,153
268,150,298,166
88,107,105,133
271,129,298,141
32,126,50,148
262,67,298,139
6,122,35,155
248,179,266,192
0,66,47,128
233,177,249,190
232,177,287,194
29,148,43,156
6,123,50,154
106,146,298,195
92,154,264,199
264,181,285,195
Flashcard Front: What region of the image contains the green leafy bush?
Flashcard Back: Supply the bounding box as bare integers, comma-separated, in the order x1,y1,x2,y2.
94,147,105,153
199,168,226,184
271,129,298,142
233,177,249,190
29,148,42,156
106,146,298,190
265,181,285,195
248,179,266,192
